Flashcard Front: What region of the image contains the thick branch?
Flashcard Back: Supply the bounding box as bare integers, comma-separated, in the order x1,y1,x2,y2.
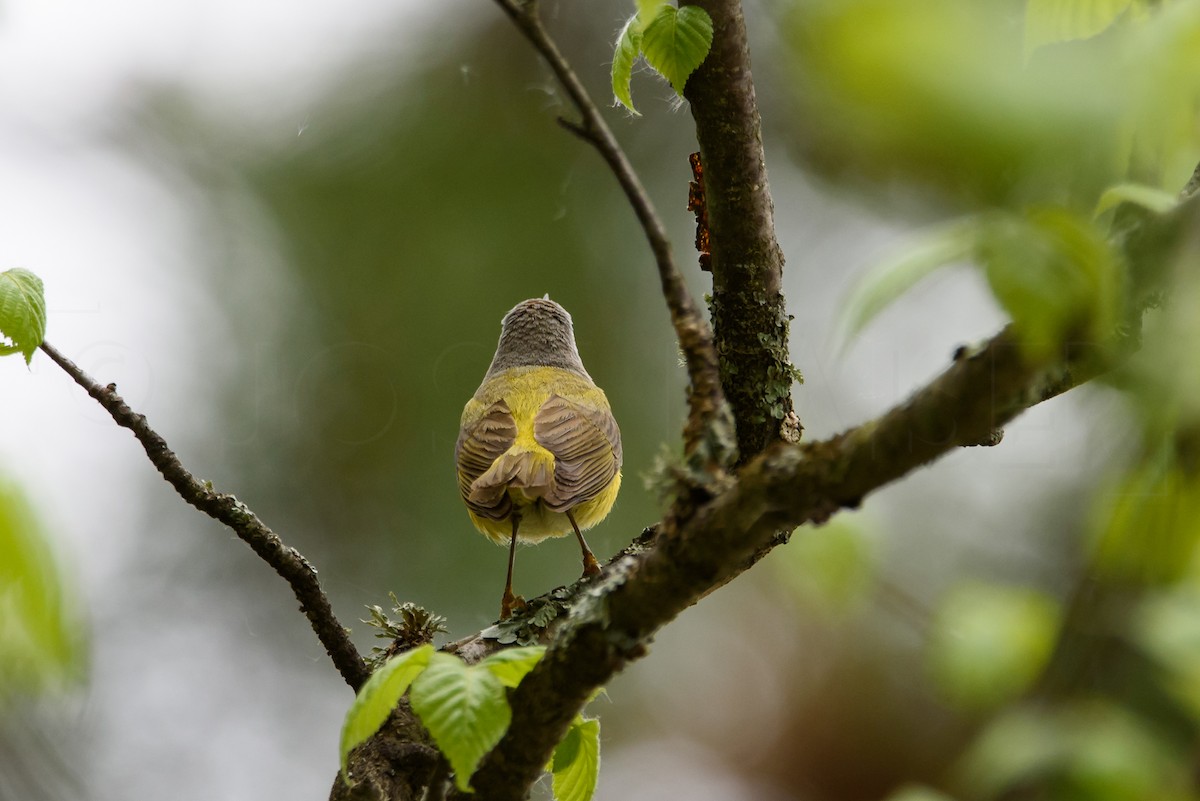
461,325,1070,800
459,188,1200,798
376,184,1200,797
39,341,369,691
490,0,726,459
683,0,800,459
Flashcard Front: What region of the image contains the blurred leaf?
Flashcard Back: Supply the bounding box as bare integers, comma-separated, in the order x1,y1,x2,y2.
840,218,978,344
1122,1,1200,188
551,717,601,801
410,652,511,791
955,706,1065,793
1115,230,1200,430
611,14,644,115
785,0,1143,211
641,5,714,95
0,480,84,701
1137,587,1200,720
0,269,46,365
1090,449,1200,585
773,515,876,615
1025,0,1136,52
845,206,1124,360
883,786,958,801
978,207,1122,361
339,644,433,778
957,703,1181,800
929,582,1061,710
1094,182,1179,218
480,645,545,688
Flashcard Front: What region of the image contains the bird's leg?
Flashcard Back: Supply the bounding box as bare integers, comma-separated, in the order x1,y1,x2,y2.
500,515,526,620
566,510,601,577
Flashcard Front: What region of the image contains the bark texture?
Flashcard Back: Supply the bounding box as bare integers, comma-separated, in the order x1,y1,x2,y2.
682,0,802,460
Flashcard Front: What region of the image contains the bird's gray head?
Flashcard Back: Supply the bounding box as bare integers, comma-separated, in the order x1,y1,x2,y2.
485,297,590,379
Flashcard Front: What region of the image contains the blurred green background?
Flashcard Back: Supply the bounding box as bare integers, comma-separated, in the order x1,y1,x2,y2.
3,0,1200,800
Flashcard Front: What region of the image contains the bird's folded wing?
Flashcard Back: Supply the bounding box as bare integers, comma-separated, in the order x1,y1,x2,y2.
455,399,518,519
534,393,622,512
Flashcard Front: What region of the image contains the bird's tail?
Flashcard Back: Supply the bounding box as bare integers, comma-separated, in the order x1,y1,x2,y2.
468,443,556,508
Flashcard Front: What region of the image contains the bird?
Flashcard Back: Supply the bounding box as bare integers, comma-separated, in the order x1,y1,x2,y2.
455,297,622,619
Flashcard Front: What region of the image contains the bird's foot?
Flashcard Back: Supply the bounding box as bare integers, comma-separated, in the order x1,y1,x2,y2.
499,590,527,620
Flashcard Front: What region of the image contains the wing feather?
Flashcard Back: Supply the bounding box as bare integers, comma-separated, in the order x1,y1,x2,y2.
533,393,622,512
455,399,518,520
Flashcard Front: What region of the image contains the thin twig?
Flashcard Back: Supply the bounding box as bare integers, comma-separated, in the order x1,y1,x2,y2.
39,340,369,691
491,0,728,462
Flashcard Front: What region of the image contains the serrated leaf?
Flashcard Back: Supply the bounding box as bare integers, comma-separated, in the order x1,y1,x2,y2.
552,717,601,801
0,269,46,365
339,644,433,779
1025,0,1135,52
611,14,644,114
410,652,511,791
0,480,85,701
1094,182,1178,218
481,645,545,688
641,5,714,95
839,219,979,346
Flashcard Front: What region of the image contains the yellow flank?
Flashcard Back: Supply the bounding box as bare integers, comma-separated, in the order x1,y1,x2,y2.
459,365,621,545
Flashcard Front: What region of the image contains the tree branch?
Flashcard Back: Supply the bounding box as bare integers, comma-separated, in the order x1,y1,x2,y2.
347,190,1200,801
459,327,1079,800
457,186,1200,796
490,0,728,461
682,0,801,459
39,340,369,692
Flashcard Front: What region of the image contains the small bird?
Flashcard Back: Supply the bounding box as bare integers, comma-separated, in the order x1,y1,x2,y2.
456,298,622,619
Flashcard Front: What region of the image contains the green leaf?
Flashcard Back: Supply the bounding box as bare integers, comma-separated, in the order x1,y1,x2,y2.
552,717,601,801
0,269,47,365
772,515,876,615
1137,587,1200,719
1025,0,1135,52
957,702,1177,799
883,786,959,801
956,706,1066,794
641,5,714,95
0,480,85,702
1094,182,1178,217
339,644,433,779
979,208,1122,361
928,583,1061,710
840,219,979,345
611,14,644,115
1089,450,1200,585
636,0,668,20
410,652,511,791
480,645,545,688
785,0,1133,211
